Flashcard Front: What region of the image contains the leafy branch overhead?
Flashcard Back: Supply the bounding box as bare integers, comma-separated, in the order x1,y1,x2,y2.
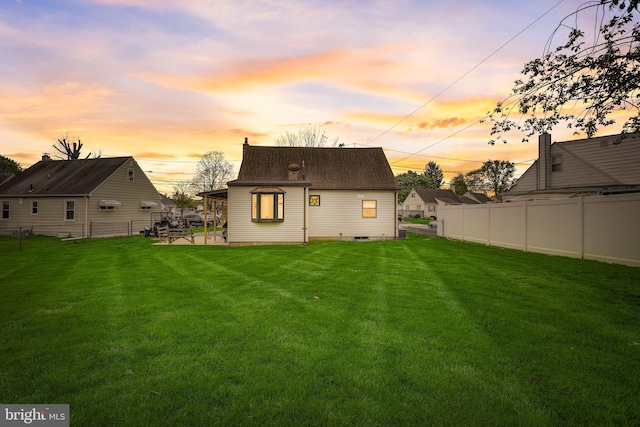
487,0,640,143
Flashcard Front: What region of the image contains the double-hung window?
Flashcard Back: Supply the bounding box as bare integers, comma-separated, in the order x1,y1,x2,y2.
251,188,284,222
31,201,38,215
1,201,9,219
65,200,75,221
362,200,377,218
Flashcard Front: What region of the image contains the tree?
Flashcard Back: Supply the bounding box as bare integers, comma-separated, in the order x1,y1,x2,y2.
482,160,515,196
423,161,444,188
450,173,468,195
0,155,23,174
275,125,339,147
52,132,100,159
396,170,433,203
192,151,234,194
464,168,490,194
487,0,640,143
172,181,195,217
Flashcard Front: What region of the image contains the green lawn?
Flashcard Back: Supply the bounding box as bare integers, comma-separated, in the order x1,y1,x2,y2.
1,235,639,426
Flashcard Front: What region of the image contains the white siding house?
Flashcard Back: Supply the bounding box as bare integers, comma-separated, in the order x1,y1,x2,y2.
400,188,485,219
227,141,399,245
0,156,160,237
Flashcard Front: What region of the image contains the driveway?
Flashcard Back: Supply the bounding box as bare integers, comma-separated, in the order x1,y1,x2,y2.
399,222,438,236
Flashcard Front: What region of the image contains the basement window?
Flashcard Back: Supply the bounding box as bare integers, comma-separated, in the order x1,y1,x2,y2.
251,188,284,222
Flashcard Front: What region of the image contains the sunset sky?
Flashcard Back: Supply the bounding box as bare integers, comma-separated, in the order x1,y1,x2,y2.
0,0,623,195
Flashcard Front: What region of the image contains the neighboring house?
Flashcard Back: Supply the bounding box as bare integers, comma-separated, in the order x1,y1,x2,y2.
464,191,492,204
506,132,640,201
160,194,177,217
0,172,14,186
226,141,399,245
0,156,161,237
401,188,487,219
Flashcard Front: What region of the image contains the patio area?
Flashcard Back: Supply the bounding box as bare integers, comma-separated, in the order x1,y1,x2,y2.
153,231,228,246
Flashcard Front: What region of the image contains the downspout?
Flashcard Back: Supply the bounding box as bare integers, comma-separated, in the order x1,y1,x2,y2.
84,195,89,238
394,190,398,238
303,186,308,245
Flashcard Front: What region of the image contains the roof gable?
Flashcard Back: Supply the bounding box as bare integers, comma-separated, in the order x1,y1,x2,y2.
0,157,132,196
230,146,399,190
413,188,481,205
510,132,640,195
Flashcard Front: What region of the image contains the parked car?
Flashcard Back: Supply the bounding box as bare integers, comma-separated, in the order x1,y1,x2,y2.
182,214,204,227
182,214,214,227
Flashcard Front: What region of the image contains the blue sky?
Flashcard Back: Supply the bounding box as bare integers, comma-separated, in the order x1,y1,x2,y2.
1,0,619,194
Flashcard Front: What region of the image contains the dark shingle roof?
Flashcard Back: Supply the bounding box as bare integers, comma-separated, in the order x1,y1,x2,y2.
0,157,131,196
0,172,14,185
414,188,480,205
230,146,399,190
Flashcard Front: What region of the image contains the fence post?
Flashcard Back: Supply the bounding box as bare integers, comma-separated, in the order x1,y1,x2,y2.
579,196,584,260
487,203,491,247
523,201,528,252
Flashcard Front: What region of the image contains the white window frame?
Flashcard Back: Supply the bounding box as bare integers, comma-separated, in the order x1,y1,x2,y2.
31,200,38,215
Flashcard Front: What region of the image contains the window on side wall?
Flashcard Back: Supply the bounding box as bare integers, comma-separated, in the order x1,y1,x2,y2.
65,200,75,221
128,168,135,182
31,201,38,215
551,155,563,172
251,190,284,222
362,200,377,218
1,201,9,219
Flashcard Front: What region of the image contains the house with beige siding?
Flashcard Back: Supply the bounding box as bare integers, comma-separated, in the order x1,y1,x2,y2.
506,132,640,201
226,141,399,245
0,156,160,238
400,188,486,219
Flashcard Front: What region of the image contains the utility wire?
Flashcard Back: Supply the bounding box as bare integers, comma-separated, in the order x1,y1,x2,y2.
362,0,566,156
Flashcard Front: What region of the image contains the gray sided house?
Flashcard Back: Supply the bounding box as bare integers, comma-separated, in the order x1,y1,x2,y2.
227,142,399,245
0,156,161,238
401,188,486,219
506,132,640,201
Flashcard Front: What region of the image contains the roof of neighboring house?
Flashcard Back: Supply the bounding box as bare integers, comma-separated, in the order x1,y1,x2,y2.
465,192,492,203
0,172,14,185
160,194,176,206
413,188,480,205
0,157,133,196
509,132,640,196
229,145,399,190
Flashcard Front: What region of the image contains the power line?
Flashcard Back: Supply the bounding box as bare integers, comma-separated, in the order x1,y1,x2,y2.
362,0,566,159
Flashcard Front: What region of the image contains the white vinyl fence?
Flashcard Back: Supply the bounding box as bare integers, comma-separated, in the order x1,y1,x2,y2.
438,193,640,267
